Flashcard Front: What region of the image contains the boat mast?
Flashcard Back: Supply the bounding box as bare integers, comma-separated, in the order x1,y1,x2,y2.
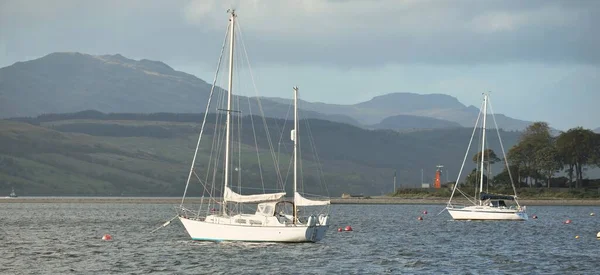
223,9,236,216
293,86,299,224
478,93,488,205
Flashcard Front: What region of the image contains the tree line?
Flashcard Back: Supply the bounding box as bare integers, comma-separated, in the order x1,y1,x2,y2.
474,122,600,189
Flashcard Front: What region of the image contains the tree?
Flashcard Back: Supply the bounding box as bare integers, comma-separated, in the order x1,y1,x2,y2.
555,128,600,188
537,145,561,188
472,149,500,190
493,164,519,190
510,122,557,187
472,149,501,165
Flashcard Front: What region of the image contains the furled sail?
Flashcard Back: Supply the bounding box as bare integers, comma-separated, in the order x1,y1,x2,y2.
294,192,330,206
223,187,285,203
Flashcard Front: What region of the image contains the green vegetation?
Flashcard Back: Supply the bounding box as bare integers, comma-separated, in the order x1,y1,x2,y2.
407,122,600,199
391,186,600,199
1,113,598,197
506,122,600,189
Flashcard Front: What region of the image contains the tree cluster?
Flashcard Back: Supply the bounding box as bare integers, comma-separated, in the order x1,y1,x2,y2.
505,122,600,188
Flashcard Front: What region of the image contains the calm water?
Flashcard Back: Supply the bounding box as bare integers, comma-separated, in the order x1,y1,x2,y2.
1,202,599,274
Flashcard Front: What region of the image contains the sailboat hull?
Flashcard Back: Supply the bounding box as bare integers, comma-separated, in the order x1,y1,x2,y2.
447,206,528,221
179,216,329,243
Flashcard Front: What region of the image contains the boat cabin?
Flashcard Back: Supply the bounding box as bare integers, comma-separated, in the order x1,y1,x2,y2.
255,201,295,223
488,200,508,208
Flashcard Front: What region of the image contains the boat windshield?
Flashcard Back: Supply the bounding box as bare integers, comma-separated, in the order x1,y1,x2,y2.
275,201,294,216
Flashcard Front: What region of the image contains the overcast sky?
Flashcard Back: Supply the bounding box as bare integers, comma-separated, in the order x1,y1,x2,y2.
1,0,598,130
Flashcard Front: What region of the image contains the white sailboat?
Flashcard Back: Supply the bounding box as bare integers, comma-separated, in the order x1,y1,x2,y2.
9,187,17,198
446,93,527,221
177,10,330,242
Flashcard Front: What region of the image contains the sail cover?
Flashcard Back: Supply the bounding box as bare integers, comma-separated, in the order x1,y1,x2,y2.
224,187,285,203
480,192,515,201
294,192,330,206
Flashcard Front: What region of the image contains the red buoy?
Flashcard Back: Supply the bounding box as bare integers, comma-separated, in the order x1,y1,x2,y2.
417,216,423,221
564,219,572,224
337,227,343,232
344,226,353,231
532,215,538,219
423,210,428,215
102,234,112,241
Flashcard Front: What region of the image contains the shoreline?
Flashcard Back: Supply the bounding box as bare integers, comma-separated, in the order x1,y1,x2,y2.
2,196,600,206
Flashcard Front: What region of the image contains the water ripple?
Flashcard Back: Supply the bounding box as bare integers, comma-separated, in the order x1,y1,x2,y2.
1,203,599,274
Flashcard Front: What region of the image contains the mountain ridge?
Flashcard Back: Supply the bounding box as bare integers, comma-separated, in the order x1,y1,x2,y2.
1,52,534,131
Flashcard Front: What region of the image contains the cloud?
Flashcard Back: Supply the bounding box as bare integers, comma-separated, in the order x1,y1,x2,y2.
0,0,598,68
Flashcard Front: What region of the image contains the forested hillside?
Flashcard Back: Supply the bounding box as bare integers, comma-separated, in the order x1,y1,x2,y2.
0,111,523,196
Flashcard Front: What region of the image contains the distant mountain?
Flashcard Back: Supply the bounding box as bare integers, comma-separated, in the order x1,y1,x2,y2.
370,114,461,130
266,93,534,131
1,52,530,131
0,52,359,126
594,127,600,133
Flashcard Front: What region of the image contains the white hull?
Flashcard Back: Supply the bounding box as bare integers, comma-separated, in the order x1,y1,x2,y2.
447,206,528,221
179,216,329,243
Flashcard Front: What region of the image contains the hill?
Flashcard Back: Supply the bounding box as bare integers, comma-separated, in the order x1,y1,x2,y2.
0,112,522,196
1,53,532,131
0,52,359,126
265,93,534,130
370,114,461,130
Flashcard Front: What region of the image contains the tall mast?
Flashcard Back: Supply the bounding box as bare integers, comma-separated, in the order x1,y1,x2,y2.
478,93,488,205
293,86,299,224
223,9,236,215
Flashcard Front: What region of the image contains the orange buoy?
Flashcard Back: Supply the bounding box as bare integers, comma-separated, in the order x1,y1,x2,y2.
337,227,343,232
564,219,572,224
344,226,353,231
423,210,428,215
417,216,423,221
102,234,112,241
532,215,538,219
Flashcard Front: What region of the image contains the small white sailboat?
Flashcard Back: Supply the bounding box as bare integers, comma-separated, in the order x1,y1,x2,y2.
9,187,17,198
446,93,527,221
177,10,330,242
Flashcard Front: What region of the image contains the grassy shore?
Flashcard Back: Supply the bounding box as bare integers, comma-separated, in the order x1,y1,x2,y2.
2,196,600,206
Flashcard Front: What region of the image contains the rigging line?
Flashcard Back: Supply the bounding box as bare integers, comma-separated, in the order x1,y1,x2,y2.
277,102,293,165
456,187,477,205
488,97,521,206
192,170,213,219
237,20,285,188
202,79,228,214
448,98,485,206
303,114,330,195
277,101,293,190
234,24,268,194
282,144,294,190
180,20,230,208
232,58,242,196
244,94,267,193
203,83,228,215
299,122,304,195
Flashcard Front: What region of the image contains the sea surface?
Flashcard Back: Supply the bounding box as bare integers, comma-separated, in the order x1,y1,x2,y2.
1,201,599,274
